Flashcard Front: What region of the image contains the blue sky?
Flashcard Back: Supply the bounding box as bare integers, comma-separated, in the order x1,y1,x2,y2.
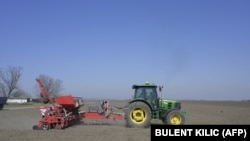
0,0,249,100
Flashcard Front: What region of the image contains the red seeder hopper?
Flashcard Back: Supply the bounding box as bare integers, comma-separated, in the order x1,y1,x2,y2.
33,78,123,130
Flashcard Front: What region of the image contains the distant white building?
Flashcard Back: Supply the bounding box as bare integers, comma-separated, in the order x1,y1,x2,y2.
6,98,31,104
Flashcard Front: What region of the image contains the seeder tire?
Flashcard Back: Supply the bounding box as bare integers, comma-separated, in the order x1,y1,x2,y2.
124,102,151,128
33,125,39,130
41,123,50,130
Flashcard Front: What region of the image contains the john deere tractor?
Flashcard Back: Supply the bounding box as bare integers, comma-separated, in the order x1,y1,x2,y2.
124,82,186,128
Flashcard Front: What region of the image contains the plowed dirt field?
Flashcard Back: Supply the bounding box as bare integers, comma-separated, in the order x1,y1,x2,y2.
1,100,250,141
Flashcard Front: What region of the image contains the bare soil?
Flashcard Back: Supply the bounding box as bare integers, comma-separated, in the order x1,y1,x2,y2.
0,100,250,141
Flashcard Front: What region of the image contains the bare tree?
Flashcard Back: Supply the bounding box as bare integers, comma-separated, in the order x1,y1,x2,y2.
0,83,6,96
12,89,31,98
0,66,22,97
36,74,63,98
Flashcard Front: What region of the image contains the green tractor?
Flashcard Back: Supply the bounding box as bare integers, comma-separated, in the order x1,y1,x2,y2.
124,81,186,128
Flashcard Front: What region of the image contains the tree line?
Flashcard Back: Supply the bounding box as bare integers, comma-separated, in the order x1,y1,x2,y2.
0,66,62,98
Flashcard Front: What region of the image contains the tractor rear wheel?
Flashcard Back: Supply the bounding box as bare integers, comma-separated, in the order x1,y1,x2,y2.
162,110,185,125
124,101,151,128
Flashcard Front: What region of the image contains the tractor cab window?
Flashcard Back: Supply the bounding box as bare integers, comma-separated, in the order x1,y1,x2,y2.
134,87,157,101
145,88,157,101
134,87,145,99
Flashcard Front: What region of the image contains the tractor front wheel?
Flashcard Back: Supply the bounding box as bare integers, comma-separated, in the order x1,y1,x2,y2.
162,110,185,125
124,102,151,128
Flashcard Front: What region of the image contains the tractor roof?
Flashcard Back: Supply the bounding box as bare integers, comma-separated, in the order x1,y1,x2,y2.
132,81,157,89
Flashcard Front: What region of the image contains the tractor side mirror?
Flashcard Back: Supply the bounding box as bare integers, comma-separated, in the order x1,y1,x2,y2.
159,86,163,92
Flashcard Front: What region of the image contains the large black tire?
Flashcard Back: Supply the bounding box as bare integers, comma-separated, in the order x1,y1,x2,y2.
124,101,151,128
162,109,185,125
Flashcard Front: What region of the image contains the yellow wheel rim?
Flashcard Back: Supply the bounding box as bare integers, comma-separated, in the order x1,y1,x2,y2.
130,108,147,124
170,114,182,125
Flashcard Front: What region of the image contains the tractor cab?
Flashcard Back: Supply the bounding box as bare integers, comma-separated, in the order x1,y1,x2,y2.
132,82,158,110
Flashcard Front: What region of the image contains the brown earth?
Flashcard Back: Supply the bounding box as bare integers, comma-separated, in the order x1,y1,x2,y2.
0,100,250,141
